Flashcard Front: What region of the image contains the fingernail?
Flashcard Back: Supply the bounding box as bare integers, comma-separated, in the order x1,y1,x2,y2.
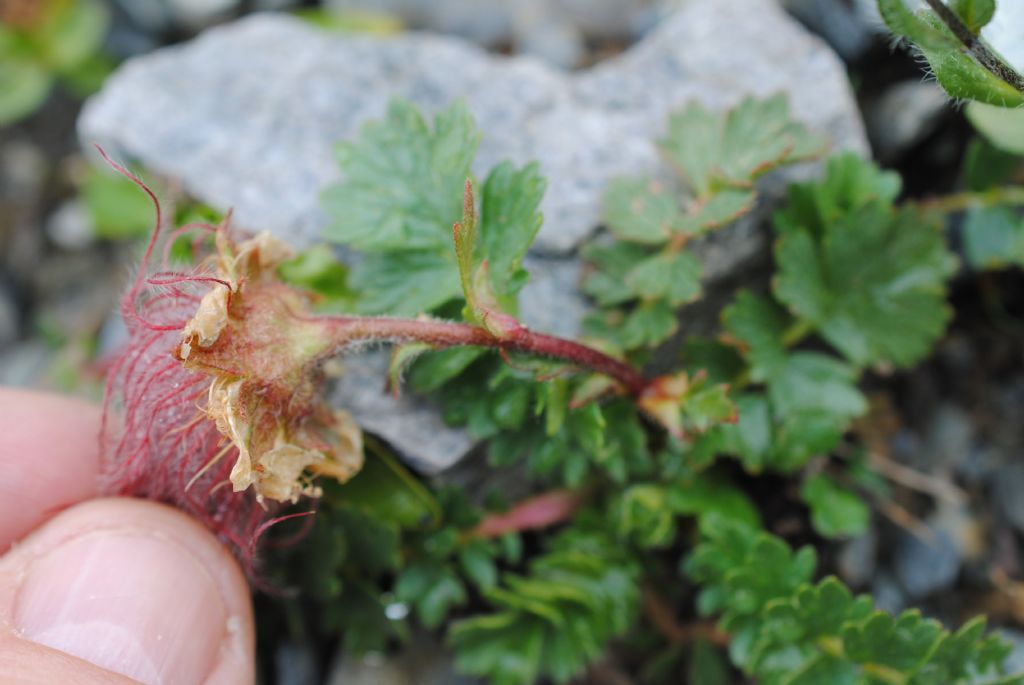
14,530,228,685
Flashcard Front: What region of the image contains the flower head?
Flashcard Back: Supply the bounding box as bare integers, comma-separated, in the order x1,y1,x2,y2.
99,151,363,566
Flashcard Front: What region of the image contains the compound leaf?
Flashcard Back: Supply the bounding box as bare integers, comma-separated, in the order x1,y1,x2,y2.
775,204,957,368
324,99,479,250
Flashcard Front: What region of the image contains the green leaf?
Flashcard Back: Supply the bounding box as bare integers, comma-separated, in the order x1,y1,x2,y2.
963,206,1024,270
625,249,703,305
277,245,357,310
602,176,682,244
453,178,478,306
721,291,790,381
878,1,1024,106
768,353,867,423
460,540,499,590
967,101,1024,155
800,473,870,538
951,0,996,34
40,0,109,71
923,43,1024,107
687,516,1023,684
666,472,761,528
388,343,433,391
682,338,747,385
774,204,957,368
698,393,774,472
659,95,826,197
450,523,639,685
329,449,440,529
396,561,467,628
774,153,902,238
479,160,546,300
843,610,944,672
877,0,960,52
408,346,485,392
323,99,479,250
612,484,677,548
450,612,544,685
350,249,461,315
683,189,758,234
0,56,51,126
621,299,679,349
962,137,1019,191
581,241,650,306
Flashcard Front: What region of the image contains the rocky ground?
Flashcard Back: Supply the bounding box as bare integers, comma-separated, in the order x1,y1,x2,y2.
2,1,1023,683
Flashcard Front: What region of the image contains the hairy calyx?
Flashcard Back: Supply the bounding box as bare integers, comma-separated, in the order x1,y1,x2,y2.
175,229,362,503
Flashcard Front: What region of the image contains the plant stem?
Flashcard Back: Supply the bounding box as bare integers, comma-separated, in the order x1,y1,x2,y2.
320,315,650,397
467,489,585,540
914,186,1024,214
781,319,813,348
922,0,1024,95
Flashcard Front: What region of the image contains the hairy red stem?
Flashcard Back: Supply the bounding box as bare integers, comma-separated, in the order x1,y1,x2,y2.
320,316,649,397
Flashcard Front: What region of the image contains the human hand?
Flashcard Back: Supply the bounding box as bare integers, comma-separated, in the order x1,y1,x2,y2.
0,388,255,684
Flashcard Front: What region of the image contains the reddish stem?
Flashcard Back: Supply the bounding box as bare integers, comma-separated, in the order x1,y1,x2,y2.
468,489,584,539
320,316,649,397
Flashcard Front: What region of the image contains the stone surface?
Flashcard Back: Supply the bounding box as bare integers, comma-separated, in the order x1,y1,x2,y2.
837,526,877,588
0,280,19,349
325,0,658,54
780,0,876,61
79,0,866,472
866,81,951,162
892,522,962,600
329,350,476,474
327,632,479,685
996,460,1024,534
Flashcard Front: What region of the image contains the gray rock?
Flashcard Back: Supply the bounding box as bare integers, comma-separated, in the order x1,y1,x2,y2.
329,350,476,475
112,0,239,32
923,403,975,471
781,0,875,61
870,570,907,615
892,523,961,600
80,2,865,255
325,0,655,48
996,460,1024,534
0,282,19,349
79,0,866,472
275,641,318,685
45,199,95,250
327,632,480,685
866,81,951,162
837,526,877,588
0,342,53,388
516,18,585,69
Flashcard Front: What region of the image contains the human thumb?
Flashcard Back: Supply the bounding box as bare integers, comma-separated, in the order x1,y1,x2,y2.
0,498,255,685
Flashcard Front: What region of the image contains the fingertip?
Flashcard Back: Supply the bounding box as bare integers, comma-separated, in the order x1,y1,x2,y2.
0,388,104,550
0,498,255,685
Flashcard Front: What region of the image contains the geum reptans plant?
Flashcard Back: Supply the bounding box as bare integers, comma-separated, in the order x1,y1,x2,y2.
95,147,719,568
96,92,1024,685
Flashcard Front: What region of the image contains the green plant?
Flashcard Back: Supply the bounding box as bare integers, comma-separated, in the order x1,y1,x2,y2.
103,91,1024,683
283,98,1024,683
0,0,111,124
877,0,1023,108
